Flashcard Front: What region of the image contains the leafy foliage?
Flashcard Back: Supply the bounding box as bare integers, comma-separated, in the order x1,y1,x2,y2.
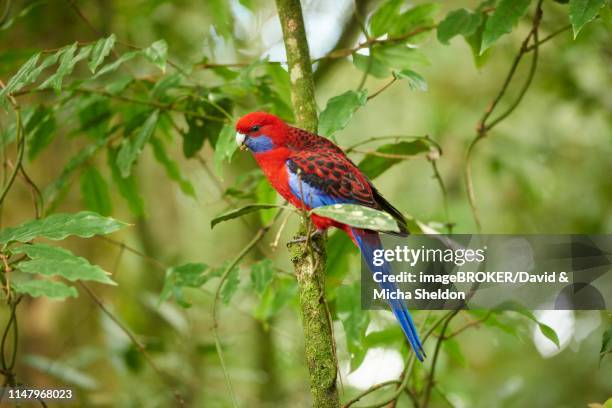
481,0,532,54
358,140,431,179
160,263,215,307
600,324,612,363
14,243,116,285
12,279,78,300
569,0,608,37
80,166,113,216
437,9,483,44
0,212,126,246
210,203,287,229
318,90,367,137
337,282,370,371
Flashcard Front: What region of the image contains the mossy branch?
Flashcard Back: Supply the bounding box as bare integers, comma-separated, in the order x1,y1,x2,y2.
275,0,339,406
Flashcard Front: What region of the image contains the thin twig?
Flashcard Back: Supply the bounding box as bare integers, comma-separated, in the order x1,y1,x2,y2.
421,310,459,408
79,282,185,406
314,25,436,62
0,81,24,208
429,159,453,234
13,87,227,123
465,0,544,232
344,135,437,154
352,149,428,161
344,311,453,408
525,24,571,52
212,211,283,407
367,77,398,100
443,311,492,340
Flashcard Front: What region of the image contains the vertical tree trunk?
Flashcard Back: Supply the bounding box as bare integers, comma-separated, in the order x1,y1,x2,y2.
274,1,339,407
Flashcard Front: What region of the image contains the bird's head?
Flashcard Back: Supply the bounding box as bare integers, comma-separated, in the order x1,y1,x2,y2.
235,112,288,153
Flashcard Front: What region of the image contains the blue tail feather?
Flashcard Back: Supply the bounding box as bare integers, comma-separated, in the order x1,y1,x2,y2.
352,229,425,362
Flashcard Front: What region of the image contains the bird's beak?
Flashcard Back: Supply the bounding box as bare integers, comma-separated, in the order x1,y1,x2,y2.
236,132,247,151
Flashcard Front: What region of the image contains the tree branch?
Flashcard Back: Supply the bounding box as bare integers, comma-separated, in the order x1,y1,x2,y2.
275,0,339,407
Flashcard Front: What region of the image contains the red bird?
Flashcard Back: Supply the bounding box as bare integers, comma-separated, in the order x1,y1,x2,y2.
235,112,425,361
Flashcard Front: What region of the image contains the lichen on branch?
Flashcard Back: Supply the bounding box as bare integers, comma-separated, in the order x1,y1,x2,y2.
275,0,340,406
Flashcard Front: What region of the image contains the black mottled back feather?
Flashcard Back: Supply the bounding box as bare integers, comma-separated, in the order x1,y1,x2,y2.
285,125,410,236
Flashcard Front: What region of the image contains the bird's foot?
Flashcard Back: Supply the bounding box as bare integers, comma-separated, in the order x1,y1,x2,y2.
287,230,323,253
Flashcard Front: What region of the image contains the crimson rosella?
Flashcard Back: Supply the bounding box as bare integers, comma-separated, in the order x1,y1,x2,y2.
235,112,425,361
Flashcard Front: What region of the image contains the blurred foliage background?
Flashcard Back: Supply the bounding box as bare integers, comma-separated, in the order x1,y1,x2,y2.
0,0,611,407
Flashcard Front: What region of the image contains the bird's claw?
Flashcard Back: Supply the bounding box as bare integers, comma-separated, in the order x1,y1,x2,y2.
287,230,323,253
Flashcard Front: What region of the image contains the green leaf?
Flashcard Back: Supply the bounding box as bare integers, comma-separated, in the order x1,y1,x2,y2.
266,63,294,121
358,140,430,179
0,212,127,246
214,124,238,176
325,231,356,294
537,322,561,348
181,99,208,158
352,52,391,79
150,136,195,197
437,8,483,44
89,34,117,73
80,166,113,216
250,259,274,295
221,264,240,304
364,326,404,347
337,282,370,371
375,44,430,70
43,139,106,208
395,69,427,91
208,0,234,38
151,72,182,101
443,337,468,367
116,110,159,177
471,309,519,337
600,325,612,363
253,277,298,321
465,13,493,68
224,169,262,200
26,105,56,159
38,43,84,92
143,40,168,72
107,147,145,217
23,52,60,86
12,279,78,300
77,96,112,140
311,204,400,233
211,204,284,229
481,0,532,54
13,243,116,285
495,301,560,347
104,75,132,95
318,90,368,137
569,0,607,37
0,53,40,103
255,178,277,225
93,50,140,79
0,0,45,31
390,3,439,37
160,262,211,306
369,0,402,37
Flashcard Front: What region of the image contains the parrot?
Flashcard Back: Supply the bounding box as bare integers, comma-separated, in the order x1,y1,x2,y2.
235,111,425,361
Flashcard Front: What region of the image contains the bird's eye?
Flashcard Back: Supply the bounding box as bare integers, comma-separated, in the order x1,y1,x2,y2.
250,125,260,132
